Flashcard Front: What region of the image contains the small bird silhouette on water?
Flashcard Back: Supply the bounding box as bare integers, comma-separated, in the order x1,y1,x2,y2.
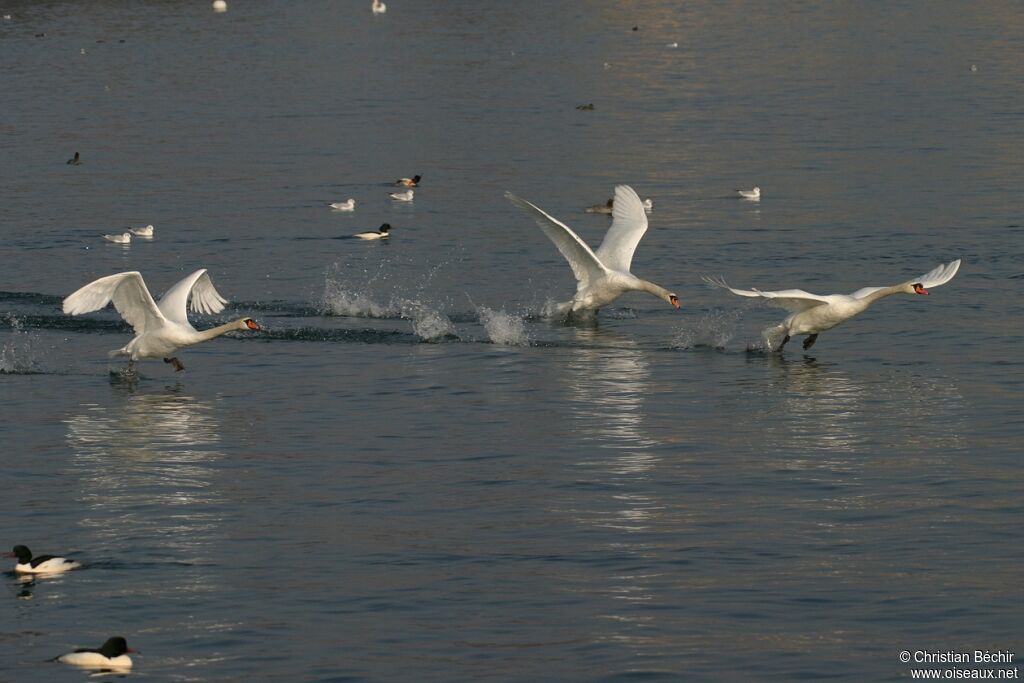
67,152,81,165
576,103,595,111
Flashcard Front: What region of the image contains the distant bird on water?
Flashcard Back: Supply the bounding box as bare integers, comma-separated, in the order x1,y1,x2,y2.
585,197,653,214
395,175,420,187
55,637,136,670
6,545,81,574
354,223,391,240
212,0,227,12
372,0,387,14
129,224,154,238
103,232,132,245
329,199,355,211
389,189,414,202
67,152,81,165
736,186,760,201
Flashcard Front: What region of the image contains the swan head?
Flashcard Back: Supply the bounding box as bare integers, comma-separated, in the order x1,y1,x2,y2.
669,294,680,309
239,318,261,331
911,283,928,295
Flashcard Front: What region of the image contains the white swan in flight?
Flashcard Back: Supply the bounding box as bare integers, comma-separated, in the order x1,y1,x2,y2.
506,185,680,319
63,269,260,371
704,259,961,351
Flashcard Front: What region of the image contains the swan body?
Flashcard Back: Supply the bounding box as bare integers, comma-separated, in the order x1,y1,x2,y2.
129,224,154,237
737,186,760,200
584,197,653,214
354,223,391,240
103,232,131,244
396,175,420,187
389,189,414,201
372,0,386,14
329,199,355,211
7,545,80,574
506,185,679,319
704,259,961,351
56,637,135,670
62,269,260,370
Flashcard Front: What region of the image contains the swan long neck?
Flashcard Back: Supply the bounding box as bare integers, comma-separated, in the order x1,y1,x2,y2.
193,320,242,343
862,284,908,305
637,279,675,302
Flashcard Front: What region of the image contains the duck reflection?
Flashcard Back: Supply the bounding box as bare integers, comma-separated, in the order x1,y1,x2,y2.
63,384,225,580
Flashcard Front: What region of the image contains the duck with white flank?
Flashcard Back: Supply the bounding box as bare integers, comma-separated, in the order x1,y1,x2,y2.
506,185,680,320
354,223,391,240
55,637,136,669
395,174,420,187
102,232,131,244
329,199,355,211
62,269,261,372
389,189,414,202
736,186,760,200
703,259,961,351
6,545,81,574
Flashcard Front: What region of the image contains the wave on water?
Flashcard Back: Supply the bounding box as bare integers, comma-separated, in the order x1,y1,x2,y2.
477,307,530,346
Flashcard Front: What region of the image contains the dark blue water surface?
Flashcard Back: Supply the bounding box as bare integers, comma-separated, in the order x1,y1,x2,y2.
2,2,1021,681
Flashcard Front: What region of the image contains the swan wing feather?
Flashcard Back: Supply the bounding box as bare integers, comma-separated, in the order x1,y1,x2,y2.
702,275,829,312
62,271,165,334
157,269,228,326
506,191,608,288
594,185,649,272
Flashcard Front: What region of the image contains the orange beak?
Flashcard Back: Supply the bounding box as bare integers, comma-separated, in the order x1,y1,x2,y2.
670,295,681,309
914,285,929,295
246,320,261,331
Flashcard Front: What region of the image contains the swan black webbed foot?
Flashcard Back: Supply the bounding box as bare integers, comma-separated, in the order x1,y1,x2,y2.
802,334,818,350
164,357,185,372
775,334,791,352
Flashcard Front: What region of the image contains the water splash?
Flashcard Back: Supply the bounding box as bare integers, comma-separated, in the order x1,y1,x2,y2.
478,307,530,346
1,315,39,373
403,301,457,342
672,309,742,350
322,281,400,318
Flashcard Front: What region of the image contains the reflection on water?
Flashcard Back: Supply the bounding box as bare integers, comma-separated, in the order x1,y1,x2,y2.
750,353,967,457
63,385,226,579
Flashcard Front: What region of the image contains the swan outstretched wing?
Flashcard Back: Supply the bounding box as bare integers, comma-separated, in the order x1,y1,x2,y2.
506,191,608,288
850,259,962,299
157,269,228,327
594,185,649,272
62,271,165,334
703,275,830,312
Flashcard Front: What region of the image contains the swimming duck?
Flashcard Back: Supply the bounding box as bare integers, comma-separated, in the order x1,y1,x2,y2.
395,175,420,187
55,637,135,669
354,223,391,240
103,232,131,244
6,545,81,574
736,186,760,200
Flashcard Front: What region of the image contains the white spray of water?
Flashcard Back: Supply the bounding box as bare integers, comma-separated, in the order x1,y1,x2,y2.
478,307,530,346
1,316,37,373
672,309,742,350
401,300,457,342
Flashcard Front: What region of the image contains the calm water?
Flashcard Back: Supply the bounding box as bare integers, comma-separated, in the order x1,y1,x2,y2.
2,2,1022,681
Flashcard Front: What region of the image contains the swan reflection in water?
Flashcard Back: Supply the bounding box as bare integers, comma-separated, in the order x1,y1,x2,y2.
63,384,226,579
749,353,966,458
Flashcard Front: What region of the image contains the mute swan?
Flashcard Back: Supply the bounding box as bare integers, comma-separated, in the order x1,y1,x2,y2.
354,223,391,240
67,152,81,165
129,224,154,237
6,545,80,574
62,269,261,371
329,199,355,211
372,0,386,14
506,185,680,319
704,259,961,351
56,637,135,669
396,175,420,187
584,197,653,214
737,187,760,200
103,232,131,244
389,189,414,201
